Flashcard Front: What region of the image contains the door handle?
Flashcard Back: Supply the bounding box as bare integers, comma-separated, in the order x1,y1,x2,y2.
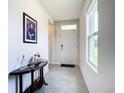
61,44,64,50
61,44,63,47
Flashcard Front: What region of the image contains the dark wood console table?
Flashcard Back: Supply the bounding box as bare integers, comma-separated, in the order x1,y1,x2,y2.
9,60,48,93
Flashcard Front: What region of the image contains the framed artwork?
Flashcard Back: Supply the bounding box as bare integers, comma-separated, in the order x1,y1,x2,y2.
23,12,37,43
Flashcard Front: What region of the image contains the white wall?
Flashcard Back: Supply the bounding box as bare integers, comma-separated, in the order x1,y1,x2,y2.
48,20,54,64
8,0,53,93
79,0,115,93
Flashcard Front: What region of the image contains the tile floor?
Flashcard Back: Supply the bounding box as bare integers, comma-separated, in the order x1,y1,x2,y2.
35,64,89,93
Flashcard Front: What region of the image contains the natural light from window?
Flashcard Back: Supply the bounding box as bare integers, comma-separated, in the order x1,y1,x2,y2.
86,0,98,73
61,24,77,30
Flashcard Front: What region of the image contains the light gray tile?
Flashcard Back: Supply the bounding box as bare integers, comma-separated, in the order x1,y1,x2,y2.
35,64,89,93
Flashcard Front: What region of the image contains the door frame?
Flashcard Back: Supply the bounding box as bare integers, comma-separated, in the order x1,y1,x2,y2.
54,20,79,65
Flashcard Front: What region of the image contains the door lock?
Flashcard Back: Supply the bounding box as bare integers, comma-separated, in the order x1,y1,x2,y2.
61,44,64,50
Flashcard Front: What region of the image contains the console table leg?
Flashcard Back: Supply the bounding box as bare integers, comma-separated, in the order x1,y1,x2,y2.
19,74,22,93
40,68,48,85
16,76,18,93
43,80,48,85
31,71,34,93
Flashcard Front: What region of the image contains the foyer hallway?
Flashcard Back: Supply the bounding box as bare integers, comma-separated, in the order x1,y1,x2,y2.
35,64,89,93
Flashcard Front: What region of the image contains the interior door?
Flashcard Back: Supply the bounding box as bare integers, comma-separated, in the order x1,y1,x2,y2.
60,30,77,65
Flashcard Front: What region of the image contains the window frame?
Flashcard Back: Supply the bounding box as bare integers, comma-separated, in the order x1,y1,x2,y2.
86,0,98,73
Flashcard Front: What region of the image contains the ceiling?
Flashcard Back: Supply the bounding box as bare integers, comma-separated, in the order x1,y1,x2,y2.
40,0,84,21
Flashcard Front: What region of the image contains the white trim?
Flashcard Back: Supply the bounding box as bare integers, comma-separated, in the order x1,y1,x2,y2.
86,0,98,73
86,0,97,16
87,61,98,73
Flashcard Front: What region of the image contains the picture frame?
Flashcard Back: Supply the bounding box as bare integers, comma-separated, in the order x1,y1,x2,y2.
23,12,37,44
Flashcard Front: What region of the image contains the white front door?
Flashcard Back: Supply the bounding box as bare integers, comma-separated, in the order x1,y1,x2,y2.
60,30,78,65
